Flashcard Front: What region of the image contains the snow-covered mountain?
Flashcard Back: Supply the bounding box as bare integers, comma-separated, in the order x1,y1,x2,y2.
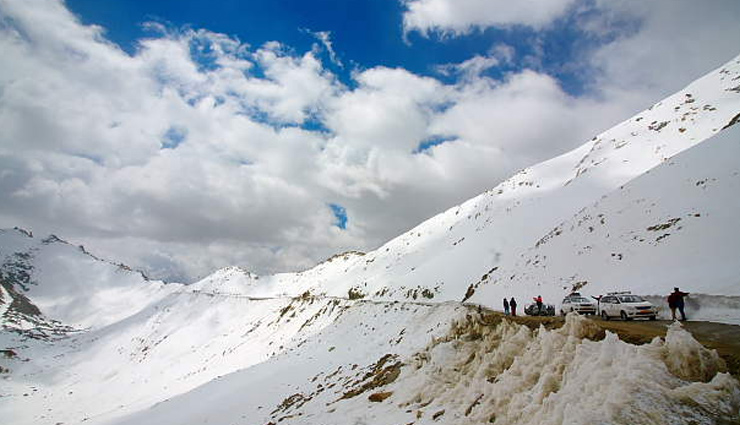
0,229,179,330
2,55,740,425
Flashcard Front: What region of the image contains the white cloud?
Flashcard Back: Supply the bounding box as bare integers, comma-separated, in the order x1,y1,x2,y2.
402,0,579,35
490,44,516,65
0,0,353,281
436,55,500,80
306,30,343,68
583,0,740,111
402,0,740,114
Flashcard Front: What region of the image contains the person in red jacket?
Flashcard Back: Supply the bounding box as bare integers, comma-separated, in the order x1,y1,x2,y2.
667,288,689,321
510,297,517,317
534,295,543,314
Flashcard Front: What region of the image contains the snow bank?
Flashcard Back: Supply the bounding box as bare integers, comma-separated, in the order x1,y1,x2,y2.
388,314,740,425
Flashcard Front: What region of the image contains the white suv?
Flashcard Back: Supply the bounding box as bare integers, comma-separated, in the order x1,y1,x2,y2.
560,294,597,316
600,293,657,321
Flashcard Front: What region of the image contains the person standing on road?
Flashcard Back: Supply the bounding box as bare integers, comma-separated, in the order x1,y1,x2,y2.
534,295,543,314
503,298,510,315
510,297,517,317
668,288,690,321
592,295,602,316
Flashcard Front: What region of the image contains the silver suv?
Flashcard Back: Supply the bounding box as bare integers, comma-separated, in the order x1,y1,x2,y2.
600,292,657,321
560,294,597,316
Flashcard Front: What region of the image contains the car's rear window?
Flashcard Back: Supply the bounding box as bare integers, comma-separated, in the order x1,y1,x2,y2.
618,295,644,303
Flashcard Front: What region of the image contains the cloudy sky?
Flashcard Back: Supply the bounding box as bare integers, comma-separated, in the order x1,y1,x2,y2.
1,0,739,282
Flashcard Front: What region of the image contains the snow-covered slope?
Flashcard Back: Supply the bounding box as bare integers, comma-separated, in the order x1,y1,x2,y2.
2,55,740,425
0,229,179,329
1,290,463,424
474,124,740,322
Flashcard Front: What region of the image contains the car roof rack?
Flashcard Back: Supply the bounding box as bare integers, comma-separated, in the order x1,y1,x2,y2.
607,291,632,295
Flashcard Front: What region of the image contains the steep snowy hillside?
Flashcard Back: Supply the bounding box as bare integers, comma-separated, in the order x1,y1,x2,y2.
474,125,740,323
0,228,179,329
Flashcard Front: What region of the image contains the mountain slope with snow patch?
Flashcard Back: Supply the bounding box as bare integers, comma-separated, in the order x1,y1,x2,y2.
0,229,179,329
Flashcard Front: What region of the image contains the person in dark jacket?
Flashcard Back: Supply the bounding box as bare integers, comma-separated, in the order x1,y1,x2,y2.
667,288,689,321
503,298,510,315
510,297,517,317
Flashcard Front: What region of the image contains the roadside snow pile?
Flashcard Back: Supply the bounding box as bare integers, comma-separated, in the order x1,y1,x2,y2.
382,314,740,425
129,310,735,425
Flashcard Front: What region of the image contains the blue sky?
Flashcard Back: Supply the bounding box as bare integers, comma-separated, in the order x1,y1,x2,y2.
2,0,739,282
66,0,619,94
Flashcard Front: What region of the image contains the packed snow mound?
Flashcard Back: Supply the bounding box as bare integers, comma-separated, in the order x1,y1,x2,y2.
256,313,738,425
386,314,739,425
0,228,179,329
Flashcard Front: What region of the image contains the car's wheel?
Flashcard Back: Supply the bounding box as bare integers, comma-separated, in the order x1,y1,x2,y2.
560,310,565,316
649,315,656,321
601,311,609,321
620,311,631,321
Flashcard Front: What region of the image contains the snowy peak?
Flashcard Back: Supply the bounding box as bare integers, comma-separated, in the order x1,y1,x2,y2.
0,228,179,330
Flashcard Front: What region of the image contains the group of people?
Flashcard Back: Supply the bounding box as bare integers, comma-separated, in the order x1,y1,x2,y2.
502,297,517,316
502,295,544,316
